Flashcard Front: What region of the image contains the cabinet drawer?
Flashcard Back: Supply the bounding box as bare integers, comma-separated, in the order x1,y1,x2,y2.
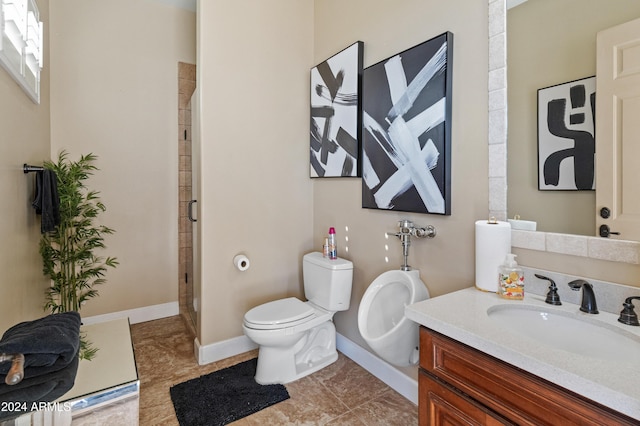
420,327,637,425
419,371,513,426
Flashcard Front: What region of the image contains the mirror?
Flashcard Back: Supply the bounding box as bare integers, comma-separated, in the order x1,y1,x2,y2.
489,0,640,264
506,0,640,236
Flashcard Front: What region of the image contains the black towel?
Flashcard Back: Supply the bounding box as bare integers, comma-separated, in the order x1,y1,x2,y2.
0,355,79,421
0,312,81,381
32,169,61,234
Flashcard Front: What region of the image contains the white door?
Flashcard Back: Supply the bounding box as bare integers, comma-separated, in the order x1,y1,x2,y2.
596,17,640,240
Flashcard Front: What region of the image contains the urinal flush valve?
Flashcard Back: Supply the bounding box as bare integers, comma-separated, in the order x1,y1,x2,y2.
387,220,436,271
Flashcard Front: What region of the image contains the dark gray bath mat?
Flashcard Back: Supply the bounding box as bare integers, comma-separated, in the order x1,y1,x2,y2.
169,358,289,425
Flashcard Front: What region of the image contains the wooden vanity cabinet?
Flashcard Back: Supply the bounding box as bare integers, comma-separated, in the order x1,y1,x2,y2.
419,327,637,426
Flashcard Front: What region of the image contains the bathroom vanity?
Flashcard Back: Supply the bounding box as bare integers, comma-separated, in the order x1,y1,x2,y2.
406,288,640,425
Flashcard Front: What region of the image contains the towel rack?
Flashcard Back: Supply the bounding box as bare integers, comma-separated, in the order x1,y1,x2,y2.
23,163,44,174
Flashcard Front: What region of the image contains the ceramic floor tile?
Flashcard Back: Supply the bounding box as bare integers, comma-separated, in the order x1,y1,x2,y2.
131,316,418,425
311,352,390,409
324,410,368,425
350,389,418,426
232,374,352,425
130,315,186,340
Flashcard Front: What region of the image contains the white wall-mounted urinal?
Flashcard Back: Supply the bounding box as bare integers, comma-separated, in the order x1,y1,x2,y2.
357,269,429,366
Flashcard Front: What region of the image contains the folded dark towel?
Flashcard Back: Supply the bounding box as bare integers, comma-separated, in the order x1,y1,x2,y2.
0,354,78,420
32,169,61,234
0,312,80,380
0,355,78,421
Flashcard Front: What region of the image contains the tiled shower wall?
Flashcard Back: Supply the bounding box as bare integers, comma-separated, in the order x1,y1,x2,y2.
178,62,196,330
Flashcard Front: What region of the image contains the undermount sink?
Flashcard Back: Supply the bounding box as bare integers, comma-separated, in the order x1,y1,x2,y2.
487,304,640,363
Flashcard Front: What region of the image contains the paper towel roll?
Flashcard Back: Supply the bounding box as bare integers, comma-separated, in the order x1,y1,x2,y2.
233,255,250,272
475,220,511,292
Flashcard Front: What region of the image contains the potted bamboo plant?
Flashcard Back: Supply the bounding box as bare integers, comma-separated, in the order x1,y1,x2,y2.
40,151,118,359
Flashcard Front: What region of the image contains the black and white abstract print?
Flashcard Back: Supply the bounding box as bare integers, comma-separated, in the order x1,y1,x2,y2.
361,33,453,215
538,76,596,191
310,41,363,178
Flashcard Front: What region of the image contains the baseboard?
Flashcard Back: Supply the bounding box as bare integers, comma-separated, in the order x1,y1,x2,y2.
336,333,418,405
188,329,417,404
194,335,258,366
81,301,179,325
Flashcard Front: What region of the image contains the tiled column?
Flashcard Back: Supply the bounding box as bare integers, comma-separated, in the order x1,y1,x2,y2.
178,62,196,328
488,0,507,221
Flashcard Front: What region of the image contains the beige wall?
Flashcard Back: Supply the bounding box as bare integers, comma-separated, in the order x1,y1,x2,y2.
508,0,640,235
313,0,489,377
0,0,51,331
48,0,196,316
196,0,315,345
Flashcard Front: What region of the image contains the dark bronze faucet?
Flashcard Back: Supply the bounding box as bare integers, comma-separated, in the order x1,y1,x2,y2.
618,297,640,326
568,279,598,314
535,274,561,305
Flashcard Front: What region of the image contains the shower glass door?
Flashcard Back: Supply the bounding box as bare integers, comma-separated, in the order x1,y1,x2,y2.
188,87,201,329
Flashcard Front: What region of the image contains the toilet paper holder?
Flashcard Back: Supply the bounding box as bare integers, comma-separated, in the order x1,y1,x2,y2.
234,254,250,272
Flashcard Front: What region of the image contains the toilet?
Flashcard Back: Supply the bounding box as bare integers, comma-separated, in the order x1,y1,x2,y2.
357,269,429,366
243,252,353,385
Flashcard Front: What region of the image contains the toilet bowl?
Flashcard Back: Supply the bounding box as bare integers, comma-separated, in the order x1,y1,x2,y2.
243,253,353,385
357,269,429,366
243,297,337,384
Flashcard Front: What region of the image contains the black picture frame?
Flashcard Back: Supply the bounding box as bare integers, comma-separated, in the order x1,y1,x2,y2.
310,41,363,178
537,76,596,191
361,32,453,215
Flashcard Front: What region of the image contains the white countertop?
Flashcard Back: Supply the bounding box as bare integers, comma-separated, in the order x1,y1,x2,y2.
406,287,640,420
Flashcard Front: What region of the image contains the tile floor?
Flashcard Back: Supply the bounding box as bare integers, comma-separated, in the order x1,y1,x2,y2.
130,316,418,425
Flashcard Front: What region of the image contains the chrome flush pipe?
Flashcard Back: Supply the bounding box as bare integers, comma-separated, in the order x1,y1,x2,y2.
387,220,436,271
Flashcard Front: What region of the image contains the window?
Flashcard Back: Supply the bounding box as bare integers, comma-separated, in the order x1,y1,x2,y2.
0,0,43,103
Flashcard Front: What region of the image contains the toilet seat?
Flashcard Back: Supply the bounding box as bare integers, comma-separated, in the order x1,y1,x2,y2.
244,297,315,330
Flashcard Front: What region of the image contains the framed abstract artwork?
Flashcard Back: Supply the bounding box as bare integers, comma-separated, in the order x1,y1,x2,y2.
361,32,453,215
310,41,363,178
538,76,596,191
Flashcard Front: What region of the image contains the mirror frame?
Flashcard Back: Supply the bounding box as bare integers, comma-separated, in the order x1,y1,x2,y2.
487,0,640,264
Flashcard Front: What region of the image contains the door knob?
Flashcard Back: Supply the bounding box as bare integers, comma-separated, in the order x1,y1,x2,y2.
600,207,611,218
599,224,620,238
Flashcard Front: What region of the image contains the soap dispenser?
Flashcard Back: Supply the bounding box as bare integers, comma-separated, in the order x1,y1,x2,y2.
498,254,524,300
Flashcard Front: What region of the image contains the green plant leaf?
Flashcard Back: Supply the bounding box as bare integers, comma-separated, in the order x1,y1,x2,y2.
41,150,117,314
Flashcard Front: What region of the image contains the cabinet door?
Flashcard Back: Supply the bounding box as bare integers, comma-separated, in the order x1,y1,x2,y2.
419,371,511,426
420,327,638,425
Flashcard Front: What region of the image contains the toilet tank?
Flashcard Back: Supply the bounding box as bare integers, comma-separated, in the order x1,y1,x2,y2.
303,252,353,311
